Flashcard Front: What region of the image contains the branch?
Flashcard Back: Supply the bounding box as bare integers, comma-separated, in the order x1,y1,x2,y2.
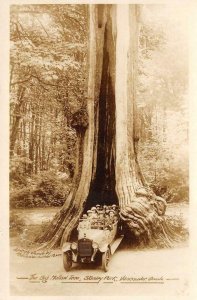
17,20,36,48
31,74,59,88
35,15,50,37
11,77,31,86
14,22,25,48
11,70,59,89
11,66,31,86
62,14,86,38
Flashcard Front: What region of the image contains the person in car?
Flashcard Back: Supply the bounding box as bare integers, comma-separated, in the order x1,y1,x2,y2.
104,209,110,223
111,210,119,222
112,204,117,210
109,210,115,222
77,214,90,230
91,207,98,218
87,210,94,219
98,210,105,220
105,207,110,214
87,209,99,228
96,204,101,213
103,210,114,229
94,211,104,229
103,205,107,212
112,204,119,216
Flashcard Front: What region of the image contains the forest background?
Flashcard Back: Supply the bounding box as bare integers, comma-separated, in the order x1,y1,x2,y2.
9,4,188,212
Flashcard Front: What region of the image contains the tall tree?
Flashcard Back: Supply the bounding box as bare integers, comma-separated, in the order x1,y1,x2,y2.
10,4,87,176
37,4,179,249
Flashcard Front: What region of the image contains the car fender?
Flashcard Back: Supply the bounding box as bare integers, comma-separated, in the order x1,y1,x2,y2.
62,242,71,253
99,244,110,253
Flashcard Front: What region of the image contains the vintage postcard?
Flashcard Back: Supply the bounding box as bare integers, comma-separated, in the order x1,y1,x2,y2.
1,0,197,299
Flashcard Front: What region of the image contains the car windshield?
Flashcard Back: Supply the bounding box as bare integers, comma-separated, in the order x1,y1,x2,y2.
78,217,118,230
78,218,105,229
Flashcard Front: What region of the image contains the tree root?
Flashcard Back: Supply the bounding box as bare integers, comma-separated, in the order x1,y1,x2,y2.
119,193,188,248
34,200,82,250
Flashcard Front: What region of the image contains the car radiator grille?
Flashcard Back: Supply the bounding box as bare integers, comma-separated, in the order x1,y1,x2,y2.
78,239,93,257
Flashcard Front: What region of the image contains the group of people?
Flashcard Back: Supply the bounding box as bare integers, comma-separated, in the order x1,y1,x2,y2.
77,204,119,230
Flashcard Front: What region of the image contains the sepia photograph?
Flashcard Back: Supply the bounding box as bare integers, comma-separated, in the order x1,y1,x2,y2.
0,0,195,298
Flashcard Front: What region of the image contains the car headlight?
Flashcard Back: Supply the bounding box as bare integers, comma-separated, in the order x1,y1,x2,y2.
92,242,98,249
71,242,77,250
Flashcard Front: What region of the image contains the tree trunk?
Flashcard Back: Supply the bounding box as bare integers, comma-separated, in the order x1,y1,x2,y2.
36,4,97,248
10,86,26,156
36,4,180,249
28,105,35,174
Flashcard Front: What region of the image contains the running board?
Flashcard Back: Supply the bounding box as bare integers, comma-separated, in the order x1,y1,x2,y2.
110,235,124,255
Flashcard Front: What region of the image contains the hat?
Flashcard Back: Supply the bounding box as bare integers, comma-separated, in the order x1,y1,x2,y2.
87,210,92,214
83,214,88,218
91,207,96,211
96,204,100,207
112,204,116,208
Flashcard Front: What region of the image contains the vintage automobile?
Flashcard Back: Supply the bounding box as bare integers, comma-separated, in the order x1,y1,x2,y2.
62,214,123,272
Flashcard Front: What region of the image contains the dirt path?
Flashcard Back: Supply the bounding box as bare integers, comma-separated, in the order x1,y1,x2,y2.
10,203,189,296
10,243,189,296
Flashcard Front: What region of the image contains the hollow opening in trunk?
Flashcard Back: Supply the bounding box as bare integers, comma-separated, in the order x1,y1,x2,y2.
84,25,118,211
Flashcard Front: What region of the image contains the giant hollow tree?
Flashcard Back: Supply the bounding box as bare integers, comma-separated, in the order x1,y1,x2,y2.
36,4,181,249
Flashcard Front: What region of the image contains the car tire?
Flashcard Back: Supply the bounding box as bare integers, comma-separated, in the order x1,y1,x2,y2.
63,250,72,271
102,248,110,272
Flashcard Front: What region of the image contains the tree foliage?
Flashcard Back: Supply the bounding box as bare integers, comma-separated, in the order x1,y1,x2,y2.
10,4,88,180
10,4,188,211
137,5,188,203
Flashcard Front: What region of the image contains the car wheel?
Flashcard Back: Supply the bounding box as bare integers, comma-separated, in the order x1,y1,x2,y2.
63,250,72,271
102,248,110,272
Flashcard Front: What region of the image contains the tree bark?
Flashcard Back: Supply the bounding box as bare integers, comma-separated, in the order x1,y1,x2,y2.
36,4,98,248
10,86,26,156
